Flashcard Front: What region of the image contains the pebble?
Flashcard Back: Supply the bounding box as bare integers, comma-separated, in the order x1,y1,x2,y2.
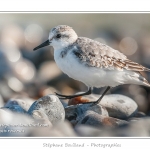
0,109,33,136
65,103,108,126
28,94,65,125
134,111,146,118
38,61,62,82
100,94,138,119
113,117,150,136
69,94,138,119
30,120,77,137
127,117,150,136
75,124,102,136
76,111,128,128
1,99,29,113
0,94,4,107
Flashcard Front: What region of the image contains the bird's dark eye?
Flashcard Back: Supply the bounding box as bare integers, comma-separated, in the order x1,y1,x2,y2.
56,34,61,38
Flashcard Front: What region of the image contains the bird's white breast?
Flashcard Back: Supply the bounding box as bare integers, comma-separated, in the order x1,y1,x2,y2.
53,48,146,88
54,48,115,87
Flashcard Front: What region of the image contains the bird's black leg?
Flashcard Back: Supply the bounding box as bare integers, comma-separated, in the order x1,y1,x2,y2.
92,86,111,105
55,87,92,99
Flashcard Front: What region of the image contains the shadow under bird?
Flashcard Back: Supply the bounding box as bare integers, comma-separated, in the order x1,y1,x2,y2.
33,25,150,105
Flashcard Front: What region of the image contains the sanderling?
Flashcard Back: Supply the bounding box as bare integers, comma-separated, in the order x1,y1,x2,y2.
33,25,150,104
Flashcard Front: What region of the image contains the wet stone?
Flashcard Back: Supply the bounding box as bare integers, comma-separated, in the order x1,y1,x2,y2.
65,103,108,126
28,94,65,125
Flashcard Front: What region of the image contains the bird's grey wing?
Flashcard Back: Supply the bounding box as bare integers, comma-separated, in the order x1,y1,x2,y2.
74,37,150,72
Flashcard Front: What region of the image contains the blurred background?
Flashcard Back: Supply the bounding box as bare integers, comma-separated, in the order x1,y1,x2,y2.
0,13,150,114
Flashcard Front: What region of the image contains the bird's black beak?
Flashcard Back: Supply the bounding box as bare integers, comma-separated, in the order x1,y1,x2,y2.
33,40,50,51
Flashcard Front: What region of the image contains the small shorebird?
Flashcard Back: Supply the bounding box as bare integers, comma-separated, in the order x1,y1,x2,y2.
33,25,150,104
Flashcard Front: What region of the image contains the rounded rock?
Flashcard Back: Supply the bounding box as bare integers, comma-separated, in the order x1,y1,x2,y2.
76,111,128,128
69,94,138,119
1,99,29,113
100,94,138,119
65,103,108,126
28,94,65,125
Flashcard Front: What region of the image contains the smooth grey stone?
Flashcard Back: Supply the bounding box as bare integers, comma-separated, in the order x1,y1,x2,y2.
77,94,138,119
76,111,128,128
1,99,28,113
65,103,108,126
28,94,65,125
100,94,138,119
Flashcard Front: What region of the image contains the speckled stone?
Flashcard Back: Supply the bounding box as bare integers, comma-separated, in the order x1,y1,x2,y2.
100,94,138,119
65,103,108,126
69,94,138,119
28,94,65,125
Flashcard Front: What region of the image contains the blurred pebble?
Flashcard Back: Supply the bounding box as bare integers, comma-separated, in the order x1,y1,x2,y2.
68,95,90,105
0,80,14,100
1,99,29,113
30,120,77,137
69,94,138,119
98,117,150,137
130,117,150,136
134,111,146,118
28,94,65,125
0,95,4,107
65,103,108,126
0,109,33,136
19,97,34,107
100,94,138,119
75,124,102,136
76,111,128,128
117,117,150,136
38,61,62,82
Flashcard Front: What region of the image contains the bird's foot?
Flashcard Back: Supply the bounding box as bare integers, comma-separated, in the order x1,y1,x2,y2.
55,92,81,99
81,100,100,106
55,87,92,99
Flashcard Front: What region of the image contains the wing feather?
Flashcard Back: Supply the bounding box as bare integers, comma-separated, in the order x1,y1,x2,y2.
74,37,150,72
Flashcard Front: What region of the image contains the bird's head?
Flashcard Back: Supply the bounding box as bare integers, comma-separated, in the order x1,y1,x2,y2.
33,25,78,51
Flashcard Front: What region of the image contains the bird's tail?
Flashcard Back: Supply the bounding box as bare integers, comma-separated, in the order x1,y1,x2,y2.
138,73,150,87
142,78,150,87
137,70,150,87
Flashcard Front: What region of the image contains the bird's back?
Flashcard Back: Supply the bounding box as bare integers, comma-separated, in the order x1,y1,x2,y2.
72,37,150,87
